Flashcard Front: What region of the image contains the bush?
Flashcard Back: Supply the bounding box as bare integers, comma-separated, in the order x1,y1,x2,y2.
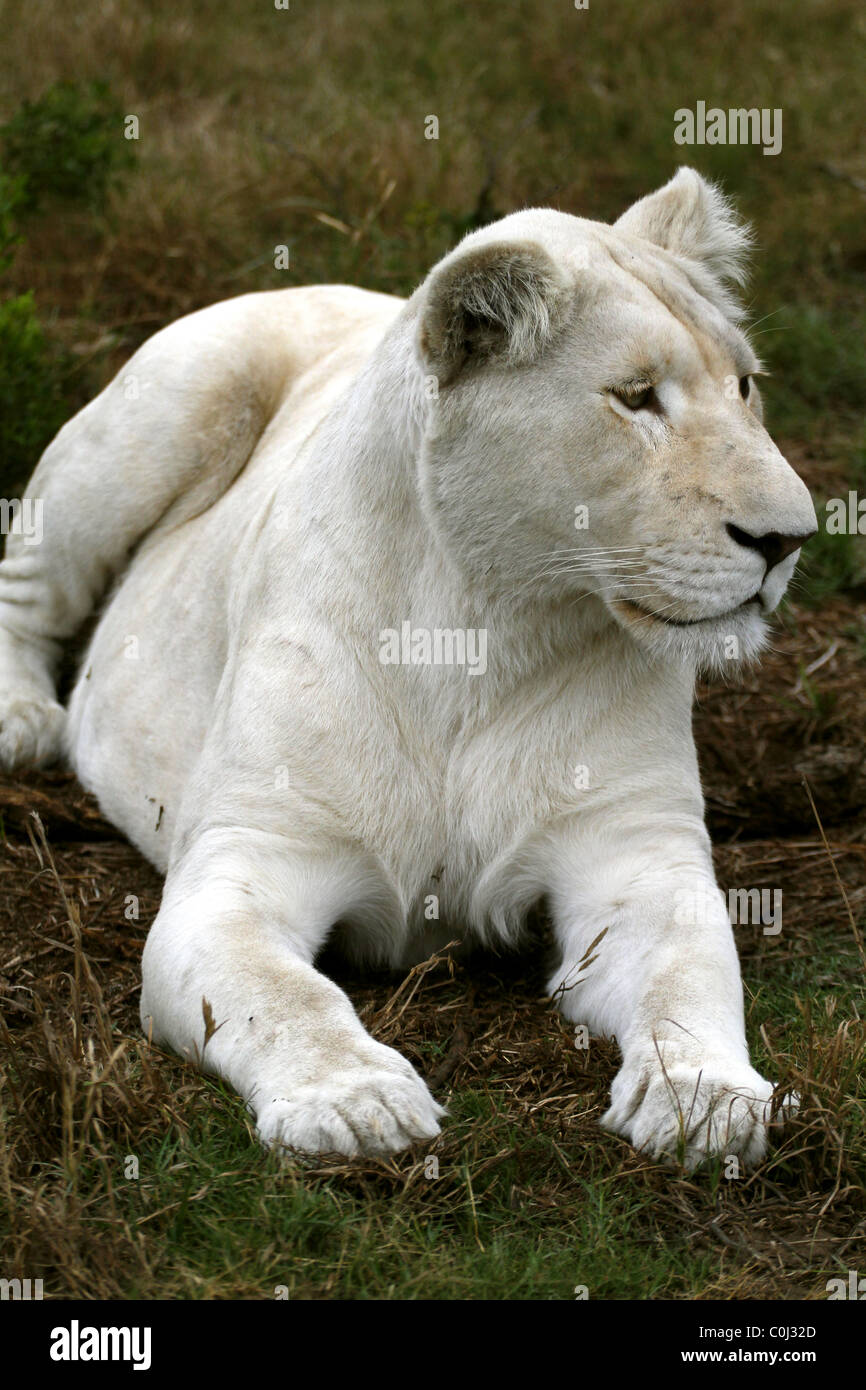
0,80,136,215
0,293,68,493
0,170,26,271
0,82,138,493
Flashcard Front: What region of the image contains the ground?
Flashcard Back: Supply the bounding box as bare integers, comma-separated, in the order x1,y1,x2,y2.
0,0,864,1301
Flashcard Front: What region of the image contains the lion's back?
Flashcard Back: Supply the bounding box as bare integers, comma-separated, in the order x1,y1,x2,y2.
64,285,404,867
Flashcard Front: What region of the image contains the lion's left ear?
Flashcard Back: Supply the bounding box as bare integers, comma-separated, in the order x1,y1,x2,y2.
418,240,570,384
614,167,752,288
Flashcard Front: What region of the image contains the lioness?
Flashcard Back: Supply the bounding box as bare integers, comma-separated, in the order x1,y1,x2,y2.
0,168,815,1166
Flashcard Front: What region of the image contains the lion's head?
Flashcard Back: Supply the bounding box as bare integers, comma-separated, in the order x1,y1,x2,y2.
413,167,816,671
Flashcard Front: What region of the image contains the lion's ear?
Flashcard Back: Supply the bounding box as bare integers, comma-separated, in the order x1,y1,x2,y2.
418,240,569,384
614,167,752,288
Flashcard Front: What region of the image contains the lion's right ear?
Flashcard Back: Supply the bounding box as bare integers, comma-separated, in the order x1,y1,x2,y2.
417,240,569,385
614,167,752,289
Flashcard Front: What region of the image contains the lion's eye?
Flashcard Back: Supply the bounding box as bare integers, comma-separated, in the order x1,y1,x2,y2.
613,384,655,411
739,375,751,400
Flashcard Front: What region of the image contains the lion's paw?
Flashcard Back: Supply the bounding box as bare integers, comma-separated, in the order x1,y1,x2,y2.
255,1054,445,1158
0,689,66,770
601,1055,794,1170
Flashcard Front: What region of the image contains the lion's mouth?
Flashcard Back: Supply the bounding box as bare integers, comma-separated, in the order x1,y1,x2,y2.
616,595,762,628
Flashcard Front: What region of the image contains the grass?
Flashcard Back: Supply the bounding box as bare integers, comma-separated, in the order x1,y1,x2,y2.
1,2,865,424
1,1,863,583
0,0,865,1301
1,791,864,1300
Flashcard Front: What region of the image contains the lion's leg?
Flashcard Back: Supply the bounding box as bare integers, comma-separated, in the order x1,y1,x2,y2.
547,826,782,1168
0,299,284,770
140,827,444,1156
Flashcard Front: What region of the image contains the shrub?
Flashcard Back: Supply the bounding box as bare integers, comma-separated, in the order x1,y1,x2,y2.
0,80,136,215
0,293,68,493
0,170,26,271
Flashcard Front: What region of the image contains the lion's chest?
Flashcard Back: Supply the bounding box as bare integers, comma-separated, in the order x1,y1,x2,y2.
331,659,614,935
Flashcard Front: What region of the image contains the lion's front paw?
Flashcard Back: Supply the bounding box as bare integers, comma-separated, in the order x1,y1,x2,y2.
254,1051,445,1158
0,689,66,770
601,1054,793,1169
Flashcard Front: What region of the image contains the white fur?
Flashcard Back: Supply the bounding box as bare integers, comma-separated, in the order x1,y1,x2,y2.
0,171,816,1164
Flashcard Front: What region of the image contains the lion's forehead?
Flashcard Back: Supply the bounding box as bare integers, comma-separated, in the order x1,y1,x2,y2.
588,252,755,375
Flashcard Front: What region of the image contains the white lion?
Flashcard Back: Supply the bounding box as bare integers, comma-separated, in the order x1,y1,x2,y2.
0,168,815,1166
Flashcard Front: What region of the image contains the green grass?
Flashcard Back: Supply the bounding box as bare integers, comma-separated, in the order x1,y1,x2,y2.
3,1072,741,1300
797,520,866,606
3,907,862,1301
759,308,866,442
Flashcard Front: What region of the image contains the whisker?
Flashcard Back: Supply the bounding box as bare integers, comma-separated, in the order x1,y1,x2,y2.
534,546,648,557
510,567,647,600
746,306,786,331
512,573,654,600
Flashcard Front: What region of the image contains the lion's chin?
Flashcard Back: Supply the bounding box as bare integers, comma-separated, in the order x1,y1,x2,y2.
611,597,769,675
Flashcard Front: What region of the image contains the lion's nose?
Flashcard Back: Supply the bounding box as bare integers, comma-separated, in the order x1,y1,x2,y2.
726,522,817,571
